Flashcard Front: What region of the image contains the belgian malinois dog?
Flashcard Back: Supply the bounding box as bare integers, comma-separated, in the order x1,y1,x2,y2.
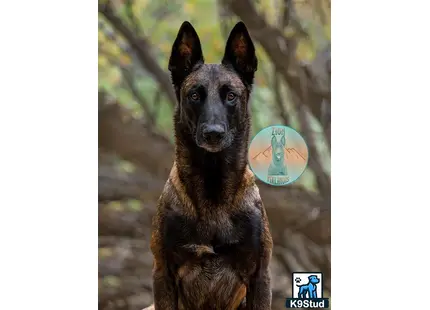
150,21,273,310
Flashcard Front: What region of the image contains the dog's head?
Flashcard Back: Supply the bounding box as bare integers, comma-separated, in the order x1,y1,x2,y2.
168,21,257,153
308,275,320,284
271,135,285,164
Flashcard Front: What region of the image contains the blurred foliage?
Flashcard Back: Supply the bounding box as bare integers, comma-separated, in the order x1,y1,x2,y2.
98,0,330,191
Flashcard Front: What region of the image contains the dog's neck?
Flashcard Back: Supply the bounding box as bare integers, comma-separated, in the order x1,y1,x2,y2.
173,117,251,206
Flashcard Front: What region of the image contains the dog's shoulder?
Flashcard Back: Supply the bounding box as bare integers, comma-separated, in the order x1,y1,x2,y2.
157,162,195,215
151,163,197,259
234,167,262,211
233,167,273,253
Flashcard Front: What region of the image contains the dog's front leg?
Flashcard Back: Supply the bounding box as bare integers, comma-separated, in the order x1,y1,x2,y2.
150,208,178,310
246,266,271,310
152,261,178,310
245,236,272,310
245,202,273,310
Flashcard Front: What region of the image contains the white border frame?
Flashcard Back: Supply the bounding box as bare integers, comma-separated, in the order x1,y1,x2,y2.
0,0,429,309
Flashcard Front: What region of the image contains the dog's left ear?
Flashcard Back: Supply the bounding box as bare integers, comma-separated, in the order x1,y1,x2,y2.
222,22,257,86
168,21,204,91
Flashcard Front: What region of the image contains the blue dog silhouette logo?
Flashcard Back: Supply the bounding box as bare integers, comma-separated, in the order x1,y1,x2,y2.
296,275,320,298
286,272,329,308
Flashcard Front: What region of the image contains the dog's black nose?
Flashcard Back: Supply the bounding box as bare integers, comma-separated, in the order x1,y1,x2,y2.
203,124,225,143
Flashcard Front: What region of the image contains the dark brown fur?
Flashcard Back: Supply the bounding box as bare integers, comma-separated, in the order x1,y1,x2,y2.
150,21,273,310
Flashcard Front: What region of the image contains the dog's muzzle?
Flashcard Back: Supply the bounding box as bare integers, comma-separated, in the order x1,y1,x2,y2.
197,124,230,152
202,124,225,144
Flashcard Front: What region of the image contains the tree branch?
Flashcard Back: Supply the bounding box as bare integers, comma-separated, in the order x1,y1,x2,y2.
99,2,176,107
314,0,328,26
124,0,141,36
221,0,330,124
281,0,309,38
298,105,331,206
98,99,174,179
99,47,157,128
151,88,163,121
273,71,290,125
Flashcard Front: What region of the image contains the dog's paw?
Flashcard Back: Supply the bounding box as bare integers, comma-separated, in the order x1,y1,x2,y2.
183,244,215,256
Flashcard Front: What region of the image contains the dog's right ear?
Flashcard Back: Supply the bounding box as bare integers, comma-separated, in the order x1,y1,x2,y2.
168,21,204,92
222,22,257,86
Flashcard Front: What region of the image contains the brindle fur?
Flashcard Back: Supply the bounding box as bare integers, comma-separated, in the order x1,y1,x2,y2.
150,21,273,310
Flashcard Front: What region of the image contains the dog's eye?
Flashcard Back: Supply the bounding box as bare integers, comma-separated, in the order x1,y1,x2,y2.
189,92,200,101
226,92,236,102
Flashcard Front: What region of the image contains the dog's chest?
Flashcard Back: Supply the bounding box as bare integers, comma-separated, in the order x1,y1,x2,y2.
189,209,236,245
164,205,259,247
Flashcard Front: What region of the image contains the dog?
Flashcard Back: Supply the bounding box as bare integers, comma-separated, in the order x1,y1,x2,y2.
150,21,273,310
268,134,287,176
297,275,320,299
